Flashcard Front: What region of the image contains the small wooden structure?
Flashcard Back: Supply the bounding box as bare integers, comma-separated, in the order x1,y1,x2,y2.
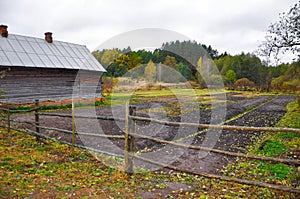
0,25,105,104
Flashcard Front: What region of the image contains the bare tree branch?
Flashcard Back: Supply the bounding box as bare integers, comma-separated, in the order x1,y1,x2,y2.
257,1,300,64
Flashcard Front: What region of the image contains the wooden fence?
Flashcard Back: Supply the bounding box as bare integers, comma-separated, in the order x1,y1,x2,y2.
0,100,299,194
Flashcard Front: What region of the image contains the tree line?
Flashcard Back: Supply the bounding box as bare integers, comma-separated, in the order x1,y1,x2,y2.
92,40,299,91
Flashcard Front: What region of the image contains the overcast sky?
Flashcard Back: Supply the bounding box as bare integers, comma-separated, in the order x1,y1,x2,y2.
0,0,298,56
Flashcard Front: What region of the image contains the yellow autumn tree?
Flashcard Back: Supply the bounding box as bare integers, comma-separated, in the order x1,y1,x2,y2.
144,59,156,82
196,56,205,87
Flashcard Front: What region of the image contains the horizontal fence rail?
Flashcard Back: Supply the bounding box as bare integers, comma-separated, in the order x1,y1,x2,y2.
0,107,40,113
0,99,299,194
5,111,298,134
37,125,125,139
130,115,300,134
38,112,125,122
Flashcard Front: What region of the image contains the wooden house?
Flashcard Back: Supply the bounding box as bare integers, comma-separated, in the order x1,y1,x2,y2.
0,25,105,104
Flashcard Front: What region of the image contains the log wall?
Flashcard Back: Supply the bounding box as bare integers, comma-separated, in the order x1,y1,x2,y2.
0,66,102,104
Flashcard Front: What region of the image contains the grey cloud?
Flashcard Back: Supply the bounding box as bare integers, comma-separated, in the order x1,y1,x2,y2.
0,0,298,54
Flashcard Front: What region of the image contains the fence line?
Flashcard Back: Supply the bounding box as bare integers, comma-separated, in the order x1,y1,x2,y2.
1,100,299,194
2,114,297,165
3,108,299,134
0,110,300,165
13,111,299,134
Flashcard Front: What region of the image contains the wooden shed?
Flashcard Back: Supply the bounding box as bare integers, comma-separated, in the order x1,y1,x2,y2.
0,25,105,104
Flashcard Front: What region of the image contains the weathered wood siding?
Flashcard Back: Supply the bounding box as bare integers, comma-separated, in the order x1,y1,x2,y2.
0,66,102,104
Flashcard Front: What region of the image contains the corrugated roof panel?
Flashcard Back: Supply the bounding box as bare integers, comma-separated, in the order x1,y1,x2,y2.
55,44,69,57
86,54,99,71
39,42,54,55
19,40,35,54
65,56,78,68
14,35,27,41
30,42,44,54
0,50,11,65
57,56,73,69
90,52,103,67
38,54,55,67
74,57,89,70
7,34,17,40
72,46,84,59
8,39,25,52
25,36,37,43
77,46,87,56
0,38,14,51
48,55,63,67
47,44,61,56
28,53,45,67
34,37,44,43
4,51,23,66
62,44,77,58
17,52,35,66
78,47,88,59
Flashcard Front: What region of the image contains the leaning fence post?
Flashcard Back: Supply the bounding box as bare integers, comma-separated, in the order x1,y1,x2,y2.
34,99,40,142
124,100,135,175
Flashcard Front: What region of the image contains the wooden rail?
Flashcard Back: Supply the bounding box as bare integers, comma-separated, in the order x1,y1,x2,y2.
37,112,125,122
131,115,300,134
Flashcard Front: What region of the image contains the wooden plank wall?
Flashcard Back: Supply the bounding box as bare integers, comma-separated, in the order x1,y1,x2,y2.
0,66,102,104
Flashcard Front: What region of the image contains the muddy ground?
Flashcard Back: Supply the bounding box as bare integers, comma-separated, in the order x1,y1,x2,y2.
11,93,295,175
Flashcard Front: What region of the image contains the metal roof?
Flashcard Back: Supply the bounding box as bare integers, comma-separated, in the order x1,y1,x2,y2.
0,34,105,72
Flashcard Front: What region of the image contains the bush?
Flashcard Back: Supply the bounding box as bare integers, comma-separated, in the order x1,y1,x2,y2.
233,78,255,91
102,77,118,96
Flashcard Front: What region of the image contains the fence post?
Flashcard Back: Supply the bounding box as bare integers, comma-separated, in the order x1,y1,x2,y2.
124,101,135,175
71,100,75,148
34,99,40,142
7,109,11,144
129,105,136,170
7,109,10,134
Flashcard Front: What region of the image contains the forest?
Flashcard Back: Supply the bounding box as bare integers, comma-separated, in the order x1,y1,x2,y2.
92,40,299,92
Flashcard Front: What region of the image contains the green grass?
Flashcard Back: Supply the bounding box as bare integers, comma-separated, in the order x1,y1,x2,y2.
223,100,300,188
277,101,300,128
255,140,287,156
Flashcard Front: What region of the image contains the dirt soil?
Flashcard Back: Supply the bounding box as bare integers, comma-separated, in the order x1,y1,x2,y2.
11,94,295,175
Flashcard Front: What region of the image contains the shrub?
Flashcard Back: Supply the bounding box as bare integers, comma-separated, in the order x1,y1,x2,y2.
102,77,118,96
233,78,255,91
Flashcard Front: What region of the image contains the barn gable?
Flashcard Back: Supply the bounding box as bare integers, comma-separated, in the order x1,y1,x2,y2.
0,25,105,104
